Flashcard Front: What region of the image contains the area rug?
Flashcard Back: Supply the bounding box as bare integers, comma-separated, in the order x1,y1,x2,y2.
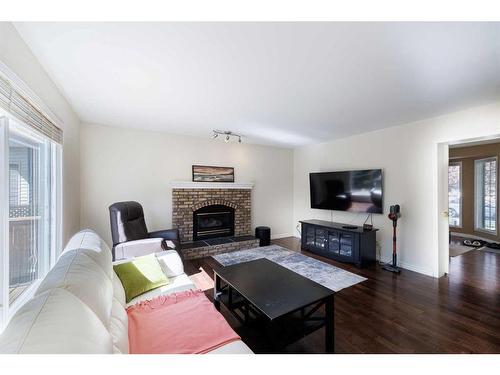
449,243,477,257
188,267,215,292
213,245,366,292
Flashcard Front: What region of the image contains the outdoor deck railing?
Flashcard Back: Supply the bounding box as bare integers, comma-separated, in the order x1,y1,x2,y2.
9,216,39,287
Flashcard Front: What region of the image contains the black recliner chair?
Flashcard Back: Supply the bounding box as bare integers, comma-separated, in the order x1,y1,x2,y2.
109,201,181,260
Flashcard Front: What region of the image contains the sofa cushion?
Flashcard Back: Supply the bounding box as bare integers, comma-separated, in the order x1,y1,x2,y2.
63,229,113,279
35,250,113,327
113,254,169,303
110,298,129,353
127,273,195,307
0,288,113,354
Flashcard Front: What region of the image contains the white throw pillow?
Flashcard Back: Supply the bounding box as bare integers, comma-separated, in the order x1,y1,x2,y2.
156,250,184,278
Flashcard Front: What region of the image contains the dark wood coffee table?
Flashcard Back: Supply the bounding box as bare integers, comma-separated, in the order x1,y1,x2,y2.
213,258,335,353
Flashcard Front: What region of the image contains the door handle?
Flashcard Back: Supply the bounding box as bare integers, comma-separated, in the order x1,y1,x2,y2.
442,211,449,218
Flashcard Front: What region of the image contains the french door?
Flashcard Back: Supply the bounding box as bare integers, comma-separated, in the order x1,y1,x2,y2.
475,157,497,234
0,117,61,331
448,162,462,228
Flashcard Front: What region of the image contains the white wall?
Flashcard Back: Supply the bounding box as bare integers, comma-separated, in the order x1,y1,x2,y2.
293,101,500,277
80,122,294,246
4,17,498,278
0,22,81,243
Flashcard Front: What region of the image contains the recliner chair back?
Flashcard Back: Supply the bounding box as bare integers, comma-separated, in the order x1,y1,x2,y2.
109,201,149,248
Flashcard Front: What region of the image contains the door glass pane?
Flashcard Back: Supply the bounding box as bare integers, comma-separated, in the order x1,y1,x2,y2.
339,234,353,257
448,163,461,227
306,227,315,246
328,233,340,253
315,229,327,249
8,128,51,304
475,158,497,232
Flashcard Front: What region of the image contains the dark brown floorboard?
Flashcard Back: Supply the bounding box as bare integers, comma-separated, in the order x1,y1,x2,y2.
184,237,500,353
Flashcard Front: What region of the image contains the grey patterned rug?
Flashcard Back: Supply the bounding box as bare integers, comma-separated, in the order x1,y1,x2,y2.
213,245,367,292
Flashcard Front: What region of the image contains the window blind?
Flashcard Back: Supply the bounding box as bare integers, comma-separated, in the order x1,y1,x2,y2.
0,75,63,144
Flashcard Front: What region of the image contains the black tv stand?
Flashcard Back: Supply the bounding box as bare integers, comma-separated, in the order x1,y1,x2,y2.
300,219,378,268
342,225,358,229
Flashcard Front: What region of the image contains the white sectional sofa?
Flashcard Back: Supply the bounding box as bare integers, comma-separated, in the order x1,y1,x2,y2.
0,229,252,354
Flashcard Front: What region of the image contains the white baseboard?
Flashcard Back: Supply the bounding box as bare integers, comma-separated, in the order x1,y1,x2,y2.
271,233,294,240
380,257,435,277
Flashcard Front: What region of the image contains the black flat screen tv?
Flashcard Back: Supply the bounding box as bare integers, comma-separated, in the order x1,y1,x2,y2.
309,169,383,213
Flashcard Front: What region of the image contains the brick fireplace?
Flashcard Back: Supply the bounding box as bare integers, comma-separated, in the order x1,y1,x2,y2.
171,182,253,243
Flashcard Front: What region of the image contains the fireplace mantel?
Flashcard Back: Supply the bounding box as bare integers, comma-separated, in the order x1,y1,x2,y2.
170,181,254,189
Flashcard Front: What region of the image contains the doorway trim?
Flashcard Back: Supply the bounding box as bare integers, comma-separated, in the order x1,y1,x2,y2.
437,133,500,277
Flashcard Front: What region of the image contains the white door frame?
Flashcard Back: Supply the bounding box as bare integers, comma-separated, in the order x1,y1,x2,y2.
0,117,9,332
437,133,500,277
437,142,449,276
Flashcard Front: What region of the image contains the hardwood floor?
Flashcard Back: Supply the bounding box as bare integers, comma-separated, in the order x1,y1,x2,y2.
184,237,500,353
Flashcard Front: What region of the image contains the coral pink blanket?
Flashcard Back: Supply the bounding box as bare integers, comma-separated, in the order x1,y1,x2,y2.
127,290,240,354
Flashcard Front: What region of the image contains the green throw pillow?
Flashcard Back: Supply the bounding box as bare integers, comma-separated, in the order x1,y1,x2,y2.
113,254,169,303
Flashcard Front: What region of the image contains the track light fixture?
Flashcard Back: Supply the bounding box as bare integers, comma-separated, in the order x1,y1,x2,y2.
211,130,244,144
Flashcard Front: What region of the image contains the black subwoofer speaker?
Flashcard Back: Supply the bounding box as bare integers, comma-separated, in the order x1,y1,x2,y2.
255,226,271,247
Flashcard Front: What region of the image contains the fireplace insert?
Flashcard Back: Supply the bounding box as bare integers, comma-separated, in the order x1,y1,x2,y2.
193,204,235,241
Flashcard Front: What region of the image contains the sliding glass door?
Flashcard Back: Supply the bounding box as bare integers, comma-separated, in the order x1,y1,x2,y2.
0,116,61,330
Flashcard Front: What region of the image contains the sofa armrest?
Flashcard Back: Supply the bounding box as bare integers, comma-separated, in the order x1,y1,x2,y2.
114,238,164,261
148,228,179,241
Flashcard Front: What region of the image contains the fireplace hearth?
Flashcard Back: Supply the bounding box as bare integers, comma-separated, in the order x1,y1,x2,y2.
193,204,235,241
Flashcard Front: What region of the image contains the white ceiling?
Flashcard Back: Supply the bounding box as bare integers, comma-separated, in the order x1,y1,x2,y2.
14,22,500,147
